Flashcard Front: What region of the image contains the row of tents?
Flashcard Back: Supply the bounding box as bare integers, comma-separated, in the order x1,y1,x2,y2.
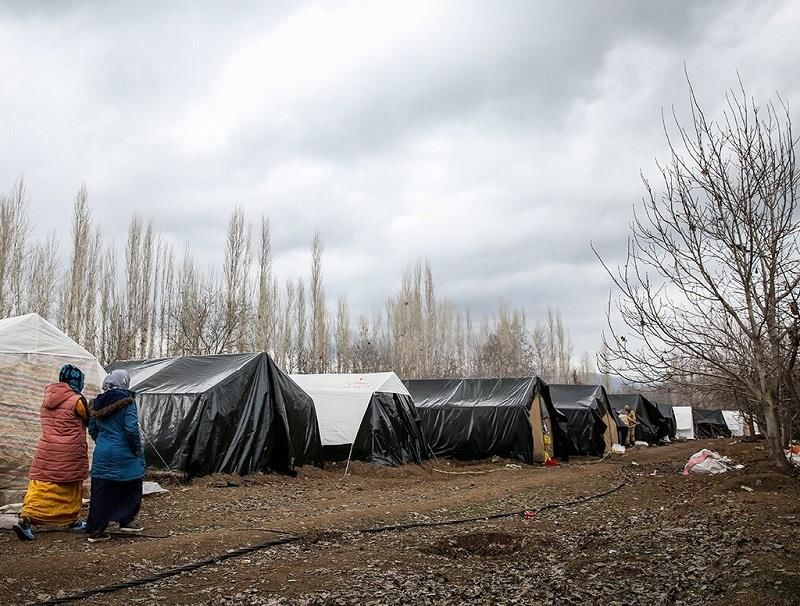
0,314,756,504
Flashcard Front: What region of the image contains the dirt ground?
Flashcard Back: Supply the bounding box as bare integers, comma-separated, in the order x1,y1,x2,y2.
1,440,798,606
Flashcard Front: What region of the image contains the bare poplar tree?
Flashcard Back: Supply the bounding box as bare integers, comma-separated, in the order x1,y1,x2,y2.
138,220,155,357
158,243,176,357
280,279,297,372
98,246,119,364
255,216,277,353
1,178,30,316
296,278,307,372
335,296,351,372
309,231,329,372
28,236,59,320
222,208,251,352
596,79,799,470
62,184,92,342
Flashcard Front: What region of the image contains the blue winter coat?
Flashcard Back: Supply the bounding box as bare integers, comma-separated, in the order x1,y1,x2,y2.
88,388,146,481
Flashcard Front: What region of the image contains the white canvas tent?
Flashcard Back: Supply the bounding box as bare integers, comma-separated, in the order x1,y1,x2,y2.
672,405,695,440
0,314,105,505
721,410,745,437
289,372,428,466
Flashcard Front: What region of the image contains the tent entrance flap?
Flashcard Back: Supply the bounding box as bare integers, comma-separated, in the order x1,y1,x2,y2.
530,394,545,463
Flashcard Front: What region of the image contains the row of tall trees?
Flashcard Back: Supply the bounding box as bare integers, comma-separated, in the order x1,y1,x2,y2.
0,179,593,384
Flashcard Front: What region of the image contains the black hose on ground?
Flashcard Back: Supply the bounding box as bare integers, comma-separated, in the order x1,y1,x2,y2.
30,472,630,606
31,534,301,606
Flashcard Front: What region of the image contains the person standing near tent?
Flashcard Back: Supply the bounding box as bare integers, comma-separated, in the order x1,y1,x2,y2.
85,369,146,543
12,365,90,541
623,405,638,447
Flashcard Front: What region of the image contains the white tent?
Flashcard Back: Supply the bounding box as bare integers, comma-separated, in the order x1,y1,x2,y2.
289,372,427,466
289,372,409,446
0,314,105,504
672,406,696,440
721,410,745,437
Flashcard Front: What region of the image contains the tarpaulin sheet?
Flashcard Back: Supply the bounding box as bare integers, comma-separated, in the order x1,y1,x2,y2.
107,353,322,476
656,402,677,439
350,392,428,465
607,393,670,444
290,373,426,466
289,373,409,446
549,384,623,457
673,406,695,439
693,408,732,439
405,377,569,464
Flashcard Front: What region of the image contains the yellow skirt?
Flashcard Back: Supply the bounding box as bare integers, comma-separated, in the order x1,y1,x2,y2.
22,479,83,525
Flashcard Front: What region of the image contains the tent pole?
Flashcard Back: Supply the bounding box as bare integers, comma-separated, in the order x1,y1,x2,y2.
343,441,357,478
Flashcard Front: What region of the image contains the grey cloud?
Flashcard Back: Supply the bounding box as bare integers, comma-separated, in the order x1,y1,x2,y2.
0,0,797,359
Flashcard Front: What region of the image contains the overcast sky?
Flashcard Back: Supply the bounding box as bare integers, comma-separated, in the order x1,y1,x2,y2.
1,0,798,358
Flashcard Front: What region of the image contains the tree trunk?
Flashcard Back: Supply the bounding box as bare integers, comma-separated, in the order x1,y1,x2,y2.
763,400,791,471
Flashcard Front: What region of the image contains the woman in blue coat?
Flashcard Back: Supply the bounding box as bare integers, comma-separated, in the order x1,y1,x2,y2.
85,369,146,543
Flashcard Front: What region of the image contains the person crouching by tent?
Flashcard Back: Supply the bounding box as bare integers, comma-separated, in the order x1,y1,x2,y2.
85,369,146,543
12,365,91,541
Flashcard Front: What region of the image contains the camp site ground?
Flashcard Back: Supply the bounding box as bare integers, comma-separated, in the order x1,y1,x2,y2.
1,439,798,606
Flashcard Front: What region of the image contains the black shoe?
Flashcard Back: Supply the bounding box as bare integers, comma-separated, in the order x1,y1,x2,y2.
87,532,111,543
118,521,144,533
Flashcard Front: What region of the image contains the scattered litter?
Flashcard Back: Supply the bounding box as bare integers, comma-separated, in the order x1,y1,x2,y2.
740,486,754,492
0,502,22,515
786,444,800,466
523,511,536,520
143,481,169,496
611,444,626,455
634,441,649,447
650,470,658,477
631,461,640,467
683,449,739,475
504,464,522,470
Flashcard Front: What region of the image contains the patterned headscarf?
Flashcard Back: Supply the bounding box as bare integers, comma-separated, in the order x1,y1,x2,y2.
102,369,130,392
59,364,85,394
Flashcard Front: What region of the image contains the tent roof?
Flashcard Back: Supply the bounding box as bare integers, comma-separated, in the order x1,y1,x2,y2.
108,352,260,394
290,372,408,446
405,377,540,409
0,313,97,360
549,384,608,409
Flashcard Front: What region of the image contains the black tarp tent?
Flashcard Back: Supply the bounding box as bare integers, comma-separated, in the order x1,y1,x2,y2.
608,393,670,445
656,402,677,440
549,384,623,456
693,408,733,438
289,373,428,466
404,377,570,465
107,353,322,476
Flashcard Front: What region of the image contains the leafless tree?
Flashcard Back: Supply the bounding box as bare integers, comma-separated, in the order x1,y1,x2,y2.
222,208,252,352
0,178,30,317
296,278,308,372
27,236,58,320
61,184,92,343
279,279,297,372
256,216,276,353
309,231,329,372
334,295,351,373
596,78,799,470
